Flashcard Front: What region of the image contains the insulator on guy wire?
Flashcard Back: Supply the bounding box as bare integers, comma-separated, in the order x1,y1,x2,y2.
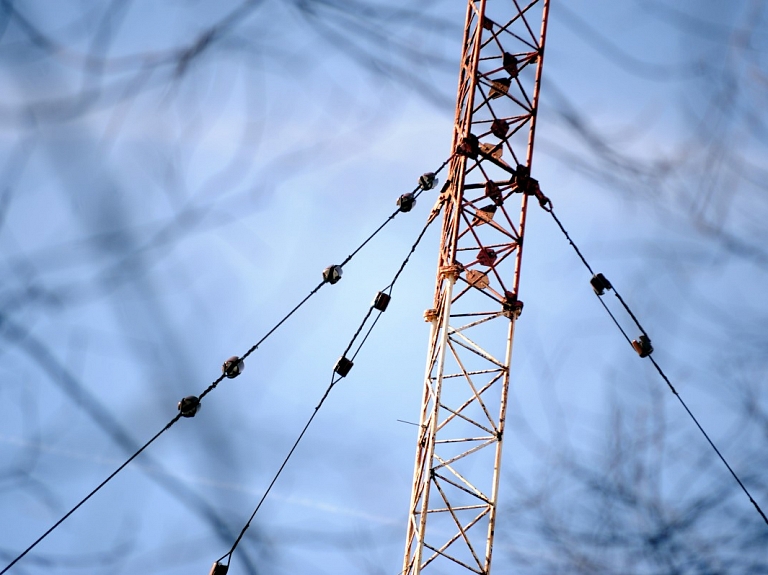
222,356,245,379
322,264,343,284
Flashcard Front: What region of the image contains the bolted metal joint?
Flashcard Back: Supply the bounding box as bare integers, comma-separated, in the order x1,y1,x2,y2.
178,395,201,418
632,334,653,358
477,247,498,267
503,52,519,77
397,192,416,213
222,356,245,379
522,176,540,197
418,172,439,191
485,181,503,206
439,263,464,281
322,264,343,285
423,308,438,323
491,118,510,139
334,356,354,378
456,133,479,159
489,77,511,99
513,163,530,191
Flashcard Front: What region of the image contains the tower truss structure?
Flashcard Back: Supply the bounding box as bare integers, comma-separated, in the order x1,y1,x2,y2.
403,2,550,574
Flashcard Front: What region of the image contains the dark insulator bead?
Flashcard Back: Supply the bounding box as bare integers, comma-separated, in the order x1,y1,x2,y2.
397,192,416,213
222,356,245,379
334,356,354,378
178,396,201,418
418,172,438,191
322,264,343,285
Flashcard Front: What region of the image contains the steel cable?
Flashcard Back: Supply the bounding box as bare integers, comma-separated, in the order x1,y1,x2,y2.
0,157,452,574
540,199,768,527
215,210,441,572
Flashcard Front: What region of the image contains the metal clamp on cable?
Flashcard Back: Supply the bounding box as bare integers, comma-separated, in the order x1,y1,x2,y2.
209,561,229,575
513,164,531,191
632,334,653,358
334,356,354,377
373,291,391,312
590,273,612,296
535,189,552,211
513,164,551,210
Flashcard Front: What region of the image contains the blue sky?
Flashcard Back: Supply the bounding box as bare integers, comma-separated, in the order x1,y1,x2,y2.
1,1,766,574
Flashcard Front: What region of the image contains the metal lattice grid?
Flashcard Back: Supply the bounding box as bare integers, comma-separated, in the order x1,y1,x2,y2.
402,2,550,574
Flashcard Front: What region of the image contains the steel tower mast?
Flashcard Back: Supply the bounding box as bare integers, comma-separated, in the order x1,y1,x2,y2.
403,2,550,574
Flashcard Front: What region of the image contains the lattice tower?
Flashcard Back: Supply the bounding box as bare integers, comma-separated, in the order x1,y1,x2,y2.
402,2,551,574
